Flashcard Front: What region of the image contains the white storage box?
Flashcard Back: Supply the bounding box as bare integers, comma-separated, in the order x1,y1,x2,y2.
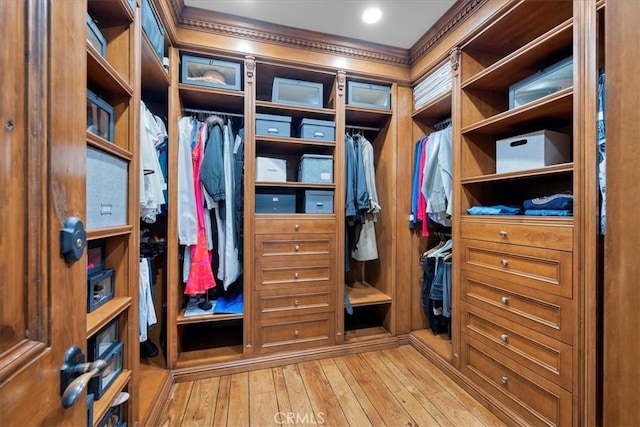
256,157,287,182
298,154,333,183
496,130,571,174
86,147,128,229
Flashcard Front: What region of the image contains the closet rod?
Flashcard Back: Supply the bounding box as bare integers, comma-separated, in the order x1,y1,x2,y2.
182,107,244,118
345,124,380,132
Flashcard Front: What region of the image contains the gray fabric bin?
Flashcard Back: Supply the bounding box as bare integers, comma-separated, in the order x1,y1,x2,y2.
298,118,335,141
298,154,333,183
256,194,296,213
303,190,334,214
86,147,128,229
141,0,165,61
256,113,291,137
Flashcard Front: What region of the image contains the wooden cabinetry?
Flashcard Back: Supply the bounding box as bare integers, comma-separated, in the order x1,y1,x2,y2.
85,0,137,425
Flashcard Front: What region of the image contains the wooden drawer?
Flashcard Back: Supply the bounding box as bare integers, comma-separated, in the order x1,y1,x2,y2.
255,234,334,262
254,217,336,234
461,238,572,298
256,287,334,319
461,335,572,427
256,314,334,354
254,259,334,291
461,269,573,344
462,302,572,391
460,217,573,251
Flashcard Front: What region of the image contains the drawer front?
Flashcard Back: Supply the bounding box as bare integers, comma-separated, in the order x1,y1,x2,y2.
462,302,572,390
461,239,572,298
254,260,334,291
460,218,573,251
461,269,573,344
257,315,334,353
255,234,334,262
256,287,334,319
461,335,572,427
254,218,336,234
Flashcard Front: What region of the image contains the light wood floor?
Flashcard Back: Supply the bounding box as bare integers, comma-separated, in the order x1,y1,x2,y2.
158,345,506,426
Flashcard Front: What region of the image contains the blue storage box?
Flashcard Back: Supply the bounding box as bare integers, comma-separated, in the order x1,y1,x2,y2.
347,81,391,110
256,194,296,213
303,190,334,214
141,0,165,61
89,342,123,399
509,56,573,109
87,267,115,313
298,154,333,183
87,90,114,142
86,147,128,229
298,118,335,141
256,113,291,137
180,55,241,91
272,77,323,108
86,14,106,58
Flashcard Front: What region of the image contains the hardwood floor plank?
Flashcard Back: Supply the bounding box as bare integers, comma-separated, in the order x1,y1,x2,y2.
318,358,372,427
282,363,317,425
249,368,279,426
361,351,440,425
228,372,250,427
213,375,231,426
342,353,417,426
333,358,386,427
182,377,219,426
272,367,295,425
297,360,349,426
158,381,193,427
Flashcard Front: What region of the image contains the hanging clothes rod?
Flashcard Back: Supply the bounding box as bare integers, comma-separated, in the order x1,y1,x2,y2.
182,107,244,118
345,124,380,132
434,117,452,131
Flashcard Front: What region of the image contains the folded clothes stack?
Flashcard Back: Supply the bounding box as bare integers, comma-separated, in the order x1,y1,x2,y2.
466,193,573,216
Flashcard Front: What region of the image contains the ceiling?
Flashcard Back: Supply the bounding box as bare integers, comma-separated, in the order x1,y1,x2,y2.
182,0,458,49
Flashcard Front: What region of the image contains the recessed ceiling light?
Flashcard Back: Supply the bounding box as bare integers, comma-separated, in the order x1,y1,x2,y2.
362,7,382,24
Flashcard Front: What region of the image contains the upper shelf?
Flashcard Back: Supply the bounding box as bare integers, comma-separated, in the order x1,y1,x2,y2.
256,101,336,121
461,163,574,185
179,84,244,114
87,43,133,97
141,32,170,96
411,91,451,124
87,0,134,25
345,105,393,128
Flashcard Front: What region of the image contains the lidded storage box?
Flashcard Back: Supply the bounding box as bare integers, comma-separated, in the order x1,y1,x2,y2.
509,56,573,109
302,190,334,214
89,341,123,399
86,14,106,58
298,154,333,183
141,0,165,61
256,157,287,182
272,77,323,108
86,147,128,229
298,118,335,141
256,113,291,137
347,81,391,110
180,54,241,91
255,194,296,213
87,90,114,142
496,130,571,174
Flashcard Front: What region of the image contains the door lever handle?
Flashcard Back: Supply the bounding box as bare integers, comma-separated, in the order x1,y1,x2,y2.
61,359,108,408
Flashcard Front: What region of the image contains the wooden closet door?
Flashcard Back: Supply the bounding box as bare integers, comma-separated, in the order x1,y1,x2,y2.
0,1,87,425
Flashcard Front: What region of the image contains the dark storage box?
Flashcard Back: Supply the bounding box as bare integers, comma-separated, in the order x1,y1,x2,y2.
97,401,126,427
87,267,115,313
141,0,165,61
272,77,323,108
180,54,241,91
347,81,391,110
89,341,123,399
298,154,333,183
86,14,106,58
86,147,128,229
87,393,94,427
87,240,105,275
255,113,291,137
87,90,114,142
302,190,334,214
88,318,119,361
256,194,296,213
298,118,335,141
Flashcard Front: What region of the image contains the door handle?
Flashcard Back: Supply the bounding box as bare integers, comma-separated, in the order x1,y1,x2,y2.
60,345,108,408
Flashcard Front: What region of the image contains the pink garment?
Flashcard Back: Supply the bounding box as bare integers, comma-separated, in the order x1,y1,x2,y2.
416,137,429,237
185,123,216,295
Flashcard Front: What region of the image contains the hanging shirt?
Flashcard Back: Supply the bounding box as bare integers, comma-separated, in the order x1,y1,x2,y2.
177,117,198,245
139,102,166,223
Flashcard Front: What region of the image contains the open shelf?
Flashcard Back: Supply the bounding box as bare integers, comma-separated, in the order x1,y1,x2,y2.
87,296,132,337
91,369,132,427
87,225,133,241
344,326,391,342
256,100,336,121
177,310,244,325
141,32,170,94
179,84,244,113
461,162,573,184
176,345,245,368
255,136,336,153
87,43,133,96
411,91,452,122
87,0,134,24
346,281,392,307
255,181,335,190
345,105,393,128
86,132,133,162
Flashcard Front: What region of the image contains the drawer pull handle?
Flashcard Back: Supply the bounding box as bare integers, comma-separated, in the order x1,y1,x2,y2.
499,230,508,237
500,259,509,267
294,272,299,279
294,245,300,252
294,224,300,231
500,334,509,342
294,329,299,337
501,376,509,384
501,296,509,304
294,299,299,306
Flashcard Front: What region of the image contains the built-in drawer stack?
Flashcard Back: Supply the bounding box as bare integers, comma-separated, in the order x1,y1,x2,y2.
253,217,336,353
459,217,574,426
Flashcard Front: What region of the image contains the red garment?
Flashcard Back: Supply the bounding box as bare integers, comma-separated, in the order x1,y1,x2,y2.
185,124,216,295
416,137,429,237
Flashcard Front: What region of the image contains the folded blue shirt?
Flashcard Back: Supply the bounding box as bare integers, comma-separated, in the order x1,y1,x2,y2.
524,209,573,216
214,291,244,314
523,194,573,210
467,205,522,215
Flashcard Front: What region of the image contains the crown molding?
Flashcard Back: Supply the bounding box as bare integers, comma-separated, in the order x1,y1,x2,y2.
167,0,484,67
